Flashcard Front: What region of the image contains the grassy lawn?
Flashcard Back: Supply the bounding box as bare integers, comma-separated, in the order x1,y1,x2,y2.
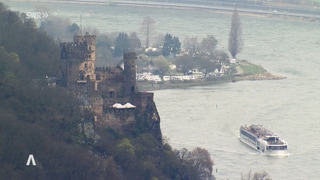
237,61,266,75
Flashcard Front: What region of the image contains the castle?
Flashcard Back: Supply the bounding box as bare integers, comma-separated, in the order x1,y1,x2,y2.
59,32,160,133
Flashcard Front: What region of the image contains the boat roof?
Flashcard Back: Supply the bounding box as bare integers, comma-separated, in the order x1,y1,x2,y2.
241,124,283,138
241,124,287,146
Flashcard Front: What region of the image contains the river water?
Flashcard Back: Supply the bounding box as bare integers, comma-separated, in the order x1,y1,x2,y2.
6,1,320,179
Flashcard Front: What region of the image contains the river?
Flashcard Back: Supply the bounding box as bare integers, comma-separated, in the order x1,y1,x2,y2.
6,1,320,179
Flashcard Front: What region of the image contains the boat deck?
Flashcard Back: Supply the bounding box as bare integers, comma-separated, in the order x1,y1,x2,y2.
241,125,286,145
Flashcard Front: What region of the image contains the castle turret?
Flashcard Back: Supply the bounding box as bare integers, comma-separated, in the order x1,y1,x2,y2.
59,32,96,90
74,32,96,80
123,52,137,96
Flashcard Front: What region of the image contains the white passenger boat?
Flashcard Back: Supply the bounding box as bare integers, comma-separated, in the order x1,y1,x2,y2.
240,124,288,156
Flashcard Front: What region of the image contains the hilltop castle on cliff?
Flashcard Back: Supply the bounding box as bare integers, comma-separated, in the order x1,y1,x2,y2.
59,32,160,137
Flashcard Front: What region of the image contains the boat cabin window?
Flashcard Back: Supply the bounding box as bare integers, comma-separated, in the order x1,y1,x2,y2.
241,129,257,141
267,136,279,141
267,146,287,150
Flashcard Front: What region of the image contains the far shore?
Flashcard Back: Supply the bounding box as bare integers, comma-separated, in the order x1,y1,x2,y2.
9,0,320,22
137,76,233,91
137,60,287,91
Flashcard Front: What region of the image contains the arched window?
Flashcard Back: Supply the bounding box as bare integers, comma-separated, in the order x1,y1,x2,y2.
109,91,114,98
79,71,85,80
131,86,135,93
108,88,116,98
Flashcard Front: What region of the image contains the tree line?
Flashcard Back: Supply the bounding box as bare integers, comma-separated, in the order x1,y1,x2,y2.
39,17,235,77
39,9,243,71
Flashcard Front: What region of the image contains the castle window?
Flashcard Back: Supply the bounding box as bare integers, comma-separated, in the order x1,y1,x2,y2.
89,46,91,50
96,74,101,80
79,71,85,80
131,86,135,93
88,55,91,58
109,91,114,98
84,64,87,68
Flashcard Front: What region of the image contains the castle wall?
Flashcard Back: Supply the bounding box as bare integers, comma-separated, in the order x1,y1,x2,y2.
132,92,154,112
60,33,161,140
101,110,135,129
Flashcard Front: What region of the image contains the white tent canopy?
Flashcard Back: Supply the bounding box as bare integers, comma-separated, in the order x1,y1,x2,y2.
123,103,136,108
112,103,123,108
112,102,136,109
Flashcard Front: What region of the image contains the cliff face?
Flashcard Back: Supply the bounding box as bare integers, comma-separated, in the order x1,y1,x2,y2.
80,91,162,145
137,99,162,142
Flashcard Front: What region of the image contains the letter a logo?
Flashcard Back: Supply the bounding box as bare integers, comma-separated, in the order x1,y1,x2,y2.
26,154,36,166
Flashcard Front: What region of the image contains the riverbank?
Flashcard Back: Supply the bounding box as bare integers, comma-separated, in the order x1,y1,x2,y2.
233,60,287,81
137,60,286,91
137,76,233,91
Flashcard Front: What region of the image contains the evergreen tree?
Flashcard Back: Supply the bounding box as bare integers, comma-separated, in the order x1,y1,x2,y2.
228,7,243,59
129,32,142,50
162,33,181,57
162,33,172,56
114,32,131,56
172,36,181,56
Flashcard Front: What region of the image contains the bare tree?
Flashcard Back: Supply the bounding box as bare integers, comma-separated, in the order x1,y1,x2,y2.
201,35,218,56
153,55,170,75
189,147,214,179
183,36,200,56
175,55,196,75
241,170,272,180
228,7,243,59
141,16,155,48
175,147,215,180
137,54,151,73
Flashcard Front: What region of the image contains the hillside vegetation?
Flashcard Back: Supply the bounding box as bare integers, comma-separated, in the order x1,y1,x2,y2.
0,3,214,179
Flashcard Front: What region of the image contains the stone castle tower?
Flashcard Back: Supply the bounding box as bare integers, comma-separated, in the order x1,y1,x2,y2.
123,52,137,96
59,32,139,99
59,33,161,141
60,32,96,92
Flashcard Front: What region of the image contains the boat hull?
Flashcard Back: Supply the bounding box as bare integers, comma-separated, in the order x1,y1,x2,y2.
239,134,259,151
